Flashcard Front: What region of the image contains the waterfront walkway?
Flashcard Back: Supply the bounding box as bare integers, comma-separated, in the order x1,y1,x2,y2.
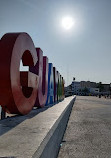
58,96,111,158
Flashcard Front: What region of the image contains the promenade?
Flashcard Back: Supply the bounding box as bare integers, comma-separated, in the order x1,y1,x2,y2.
58,96,111,158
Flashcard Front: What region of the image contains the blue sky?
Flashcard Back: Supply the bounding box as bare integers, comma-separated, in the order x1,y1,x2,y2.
0,0,111,86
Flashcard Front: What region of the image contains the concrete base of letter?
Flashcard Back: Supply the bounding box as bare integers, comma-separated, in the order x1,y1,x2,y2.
0,96,76,158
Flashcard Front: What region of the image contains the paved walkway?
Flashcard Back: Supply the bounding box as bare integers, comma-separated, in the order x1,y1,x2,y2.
58,96,111,158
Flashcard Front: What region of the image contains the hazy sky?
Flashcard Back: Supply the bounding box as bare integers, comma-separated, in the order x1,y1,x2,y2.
0,0,111,86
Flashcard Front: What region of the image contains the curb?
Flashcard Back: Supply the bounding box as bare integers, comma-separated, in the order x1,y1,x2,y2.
33,96,76,158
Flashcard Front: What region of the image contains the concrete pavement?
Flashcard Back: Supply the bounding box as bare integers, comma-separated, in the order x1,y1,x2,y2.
58,96,111,158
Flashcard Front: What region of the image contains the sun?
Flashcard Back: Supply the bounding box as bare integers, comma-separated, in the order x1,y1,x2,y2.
62,16,74,30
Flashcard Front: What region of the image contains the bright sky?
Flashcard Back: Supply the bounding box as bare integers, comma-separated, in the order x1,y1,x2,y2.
0,0,111,86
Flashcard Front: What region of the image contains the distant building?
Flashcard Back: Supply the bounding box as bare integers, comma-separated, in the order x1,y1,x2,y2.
102,84,110,92
65,80,110,97
71,81,98,95
96,83,110,95
80,81,97,88
89,88,99,95
64,84,72,97
72,81,81,95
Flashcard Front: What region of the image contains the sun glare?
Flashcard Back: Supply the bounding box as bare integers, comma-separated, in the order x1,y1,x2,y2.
62,16,74,30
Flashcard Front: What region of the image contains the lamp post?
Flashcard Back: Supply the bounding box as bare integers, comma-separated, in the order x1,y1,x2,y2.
72,77,75,96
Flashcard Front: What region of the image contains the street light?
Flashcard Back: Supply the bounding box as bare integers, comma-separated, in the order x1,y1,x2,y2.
72,77,75,96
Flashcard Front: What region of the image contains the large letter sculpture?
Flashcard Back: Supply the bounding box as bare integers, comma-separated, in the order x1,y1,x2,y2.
0,32,65,115
46,63,54,105
53,67,57,103
0,33,38,115
30,48,48,107
57,71,61,101
62,77,65,100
